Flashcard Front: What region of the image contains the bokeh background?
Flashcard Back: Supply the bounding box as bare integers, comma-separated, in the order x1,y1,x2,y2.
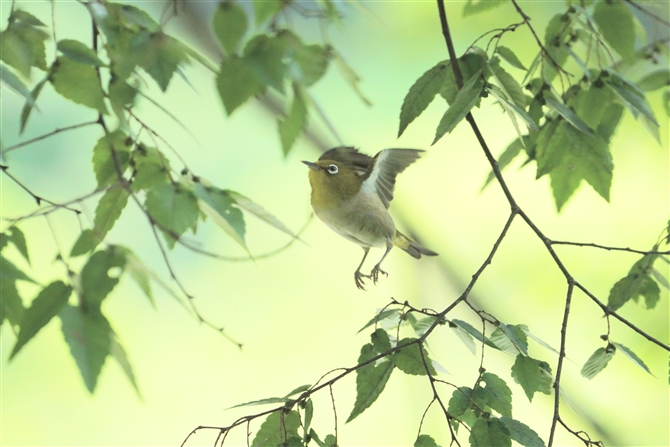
1,1,668,446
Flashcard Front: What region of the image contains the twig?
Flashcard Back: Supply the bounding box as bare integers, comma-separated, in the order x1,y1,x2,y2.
328,384,338,444
1,165,82,215
624,0,670,28
551,240,670,255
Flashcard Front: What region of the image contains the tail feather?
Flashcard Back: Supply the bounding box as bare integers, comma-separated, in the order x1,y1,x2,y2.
393,230,438,259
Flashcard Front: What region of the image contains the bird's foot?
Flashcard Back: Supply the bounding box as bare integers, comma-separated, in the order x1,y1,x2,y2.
355,270,372,290
370,264,388,284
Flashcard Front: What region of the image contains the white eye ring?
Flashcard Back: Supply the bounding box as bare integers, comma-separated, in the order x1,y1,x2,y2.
327,164,338,174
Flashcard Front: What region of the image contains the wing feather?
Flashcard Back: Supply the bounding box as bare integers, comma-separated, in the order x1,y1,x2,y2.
362,149,424,208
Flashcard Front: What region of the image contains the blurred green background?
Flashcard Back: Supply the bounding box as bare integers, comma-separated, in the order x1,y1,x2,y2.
1,1,668,446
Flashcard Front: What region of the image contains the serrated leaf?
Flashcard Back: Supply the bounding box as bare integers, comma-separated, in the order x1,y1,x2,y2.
398,60,450,137
59,305,111,393
284,384,311,398
227,191,296,239
1,279,25,327
490,59,526,109
447,386,474,417
253,0,283,25
243,34,286,92
544,94,593,135
469,417,512,447
20,77,46,133
108,76,137,122
216,55,264,114
651,268,670,290
1,256,35,283
593,0,636,61
521,326,559,355
487,85,538,132
1,63,33,104
499,417,546,447
280,31,329,87
229,397,290,409
612,342,653,376
581,346,615,379
410,316,438,337
145,183,200,249
50,57,107,114
111,334,141,396
10,281,72,360
463,0,507,17
606,71,659,126
131,145,170,191
489,325,528,356
358,308,399,333
452,319,499,349
496,46,526,70
346,343,394,422
57,39,105,66
10,10,46,26
371,328,392,353
92,130,132,188
480,372,512,418
279,85,308,155
393,338,436,376
440,50,487,104
0,13,49,76
608,273,660,311
6,226,29,264
213,2,248,55
452,324,477,354
93,186,130,244
251,410,301,447
119,248,154,307
433,72,483,144
304,398,314,431
414,434,440,447
195,183,247,251
511,354,553,401
70,229,97,257
80,248,127,310
139,34,188,91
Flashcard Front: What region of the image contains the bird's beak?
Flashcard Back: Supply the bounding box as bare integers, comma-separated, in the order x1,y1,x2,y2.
302,161,322,171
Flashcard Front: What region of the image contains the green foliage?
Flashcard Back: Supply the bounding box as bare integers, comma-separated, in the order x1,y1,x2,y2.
251,410,301,447
393,338,437,376
398,60,451,137
480,372,513,418
80,248,127,310
495,46,526,70
0,9,48,77
612,342,653,376
489,323,529,356
145,182,200,249
195,182,247,251
511,355,553,402
50,56,108,114
10,281,73,360
57,39,106,66
581,345,615,379
19,77,47,133
213,2,248,56
462,0,507,17
499,417,545,447
469,417,512,447
279,85,309,155
92,130,132,188
433,72,484,144
1,63,34,104
592,0,636,61
414,434,440,447
608,254,662,311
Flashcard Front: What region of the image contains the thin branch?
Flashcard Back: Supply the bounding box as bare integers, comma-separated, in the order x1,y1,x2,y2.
548,280,574,447
624,0,670,28
551,240,670,256
1,165,82,215
328,384,338,445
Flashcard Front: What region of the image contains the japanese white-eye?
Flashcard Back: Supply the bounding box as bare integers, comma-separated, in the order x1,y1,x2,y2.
303,147,438,290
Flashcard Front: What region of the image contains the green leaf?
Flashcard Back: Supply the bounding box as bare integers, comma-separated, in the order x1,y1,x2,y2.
489,58,526,109
111,334,141,396
93,186,130,245
469,417,512,447
216,55,264,114
304,399,314,431
139,34,188,91
596,102,624,143
496,46,526,70
229,397,290,409
511,354,553,401
433,71,484,144
243,34,286,92
0,12,48,76
487,85,538,132
414,434,440,447
451,319,499,350
636,69,670,92
544,94,593,136
59,305,112,393
145,183,200,249
489,324,528,356
452,324,476,354
439,50,487,104
357,308,399,333
371,328,392,353
499,417,546,447
447,387,474,417
393,338,436,376
195,183,247,251
50,57,108,114
480,372,512,418
398,60,450,137
131,145,171,191
108,76,137,121
612,342,653,376
1,279,25,328
346,343,394,422
92,130,132,188
213,2,248,55
1,256,35,283
463,0,507,17
80,248,127,310
253,0,283,25
608,274,660,311
284,384,311,398
279,85,308,156
482,137,524,188
10,281,72,360
521,326,560,355
581,346,615,379
71,230,97,257
120,248,155,307
1,63,33,104
227,191,296,239
6,226,30,264
57,39,105,66
281,34,329,87
651,267,670,290
606,71,659,126
20,77,47,133
593,0,636,61
251,410,301,447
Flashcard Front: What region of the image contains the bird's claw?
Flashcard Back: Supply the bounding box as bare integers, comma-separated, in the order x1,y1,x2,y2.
370,264,387,284
355,270,371,290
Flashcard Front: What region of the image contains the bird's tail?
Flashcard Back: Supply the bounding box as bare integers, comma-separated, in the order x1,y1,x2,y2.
393,230,438,259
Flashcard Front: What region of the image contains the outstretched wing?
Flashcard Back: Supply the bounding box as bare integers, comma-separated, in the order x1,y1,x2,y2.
319,146,372,176
361,149,424,208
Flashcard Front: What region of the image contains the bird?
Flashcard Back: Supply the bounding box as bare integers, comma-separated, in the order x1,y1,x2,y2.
302,146,438,290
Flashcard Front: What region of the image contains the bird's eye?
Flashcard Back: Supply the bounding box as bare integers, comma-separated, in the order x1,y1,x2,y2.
327,164,338,174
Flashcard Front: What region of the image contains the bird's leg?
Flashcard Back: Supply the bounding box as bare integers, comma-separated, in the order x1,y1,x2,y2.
354,247,371,290
370,243,393,284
